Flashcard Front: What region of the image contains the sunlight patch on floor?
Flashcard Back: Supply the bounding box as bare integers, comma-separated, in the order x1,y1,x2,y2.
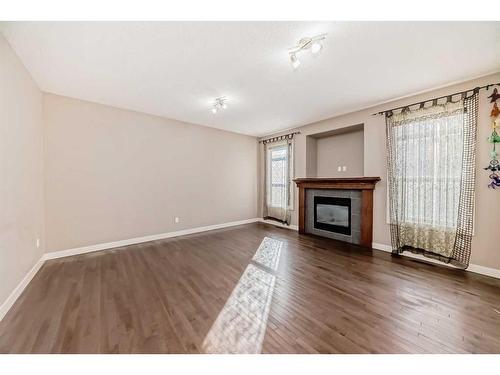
202,237,284,353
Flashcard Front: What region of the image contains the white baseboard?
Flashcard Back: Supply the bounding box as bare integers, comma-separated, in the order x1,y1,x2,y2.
0,218,260,321
372,242,500,279
44,218,261,260
258,218,298,231
2,223,497,323
467,264,500,279
0,256,45,321
371,242,393,253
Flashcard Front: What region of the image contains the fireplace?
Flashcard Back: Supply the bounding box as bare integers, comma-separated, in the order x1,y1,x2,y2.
314,196,351,235
294,177,380,247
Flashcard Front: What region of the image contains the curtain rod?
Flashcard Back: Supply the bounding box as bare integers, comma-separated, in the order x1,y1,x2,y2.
259,131,301,143
372,82,500,116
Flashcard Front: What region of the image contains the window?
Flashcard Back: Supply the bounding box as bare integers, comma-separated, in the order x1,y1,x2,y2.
392,111,464,229
264,139,294,223
385,95,478,266
269,145,288,208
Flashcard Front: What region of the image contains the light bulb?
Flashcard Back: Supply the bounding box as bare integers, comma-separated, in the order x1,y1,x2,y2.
311,41,322,55
222,102,227,109
211,107,217,114
290,53,300,69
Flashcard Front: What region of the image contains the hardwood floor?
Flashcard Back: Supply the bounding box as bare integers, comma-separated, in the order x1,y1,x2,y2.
1,222,500,353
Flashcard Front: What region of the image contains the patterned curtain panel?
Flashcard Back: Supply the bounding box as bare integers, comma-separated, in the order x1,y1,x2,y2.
386,93,478,268
263,137,294,224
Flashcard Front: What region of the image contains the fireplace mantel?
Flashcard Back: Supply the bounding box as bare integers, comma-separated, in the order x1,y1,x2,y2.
294,177,381,190
294,177,381,247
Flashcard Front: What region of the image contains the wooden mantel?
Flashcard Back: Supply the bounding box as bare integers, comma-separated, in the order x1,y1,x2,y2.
294,177,381,247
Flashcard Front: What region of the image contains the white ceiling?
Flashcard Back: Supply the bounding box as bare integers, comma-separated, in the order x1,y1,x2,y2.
1,22,499,136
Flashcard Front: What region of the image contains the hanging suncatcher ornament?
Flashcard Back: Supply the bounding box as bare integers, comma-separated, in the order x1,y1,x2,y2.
486,88,500,189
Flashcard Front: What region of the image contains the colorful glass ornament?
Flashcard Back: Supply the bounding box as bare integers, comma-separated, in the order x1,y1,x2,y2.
488,173,500,189
487,131,500,143
487,88,500,103
491,102,500,117
485,159,500,172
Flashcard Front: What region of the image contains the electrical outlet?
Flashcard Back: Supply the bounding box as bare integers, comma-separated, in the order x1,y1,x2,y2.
342,166,347,171
36,238,40,248
337,166,341,172
174,216,180,224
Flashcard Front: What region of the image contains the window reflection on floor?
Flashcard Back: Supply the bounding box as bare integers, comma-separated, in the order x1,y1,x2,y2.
202,237,284,354
251,236,283,271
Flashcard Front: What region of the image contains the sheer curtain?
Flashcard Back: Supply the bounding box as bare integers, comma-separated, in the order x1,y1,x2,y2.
263,137,294,224
386,93,478,268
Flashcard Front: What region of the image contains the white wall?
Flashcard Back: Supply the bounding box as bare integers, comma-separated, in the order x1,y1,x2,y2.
43,94,259,252
0,35,45,306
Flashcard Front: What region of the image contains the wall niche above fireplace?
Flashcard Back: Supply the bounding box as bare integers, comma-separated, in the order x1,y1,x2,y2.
294,177,380,247
305,124,364,178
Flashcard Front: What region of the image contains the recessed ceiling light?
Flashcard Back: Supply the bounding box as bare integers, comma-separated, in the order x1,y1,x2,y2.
288,33,327,68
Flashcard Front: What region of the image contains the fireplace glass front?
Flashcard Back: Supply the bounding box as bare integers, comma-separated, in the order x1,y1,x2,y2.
313,196,351,235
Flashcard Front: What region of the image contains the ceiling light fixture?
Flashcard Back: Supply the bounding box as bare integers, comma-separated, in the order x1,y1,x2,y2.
211,96,228,114
290,53,301,70
288,33,327,69
311,41,323,55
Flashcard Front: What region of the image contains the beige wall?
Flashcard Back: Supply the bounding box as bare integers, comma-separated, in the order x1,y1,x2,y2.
316,130,364,177
261,72,500,270
43,94,259,252
305,136,317,177
1,24,499,316
0,35,45,306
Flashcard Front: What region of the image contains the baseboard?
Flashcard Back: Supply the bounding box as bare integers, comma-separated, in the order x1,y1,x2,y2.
0,218,262,322
3,224,497,323
0,256,45,321
372,242,500,279
371,242,393,253
259,218,299,231
467,264,500,279
44,218,261,260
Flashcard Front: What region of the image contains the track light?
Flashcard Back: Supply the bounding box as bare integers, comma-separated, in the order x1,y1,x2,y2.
290,53,301,69
311,41,322,55
288,33,327,68
211,97,228,114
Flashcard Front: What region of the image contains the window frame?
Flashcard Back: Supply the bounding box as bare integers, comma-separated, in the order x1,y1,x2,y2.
266,141,294,210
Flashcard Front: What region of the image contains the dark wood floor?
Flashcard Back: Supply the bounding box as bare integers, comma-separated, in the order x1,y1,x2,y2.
1,222,500,353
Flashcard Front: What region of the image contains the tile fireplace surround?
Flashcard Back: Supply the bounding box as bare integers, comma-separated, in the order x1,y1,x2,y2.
294,177,381,247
